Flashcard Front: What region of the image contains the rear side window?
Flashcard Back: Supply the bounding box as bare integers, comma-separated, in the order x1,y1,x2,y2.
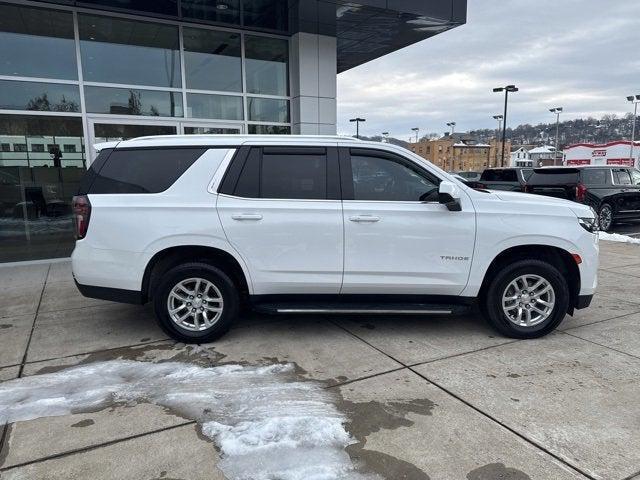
228,147,336,200
88,147,206,194
261,149,327,199
480,169,517,182
580,169,607,185
613,169,632,186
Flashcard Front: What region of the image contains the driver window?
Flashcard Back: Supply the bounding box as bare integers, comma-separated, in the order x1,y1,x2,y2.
350,154,440,201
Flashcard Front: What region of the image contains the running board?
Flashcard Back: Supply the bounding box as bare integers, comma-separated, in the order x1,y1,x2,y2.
253,302,470,316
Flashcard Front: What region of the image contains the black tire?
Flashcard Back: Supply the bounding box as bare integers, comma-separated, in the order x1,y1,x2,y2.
153,262,239,343
482,259,569,339
598,203,614,232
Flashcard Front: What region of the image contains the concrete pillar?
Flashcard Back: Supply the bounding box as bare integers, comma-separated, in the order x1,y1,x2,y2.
289,32,337,135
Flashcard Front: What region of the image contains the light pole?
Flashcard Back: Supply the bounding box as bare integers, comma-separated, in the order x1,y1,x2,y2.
349,117,365,139
493,85,518,167
382,131,389,143
411,127,420,143
446,122,456,135
445,122,456,170
549,107,563,166
627,95,640,167
492,114,503,167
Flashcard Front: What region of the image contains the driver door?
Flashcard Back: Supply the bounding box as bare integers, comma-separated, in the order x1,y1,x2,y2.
339,147,476,295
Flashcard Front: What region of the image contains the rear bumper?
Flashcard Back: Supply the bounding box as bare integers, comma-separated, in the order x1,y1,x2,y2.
74,279,144,305
575,294,593,310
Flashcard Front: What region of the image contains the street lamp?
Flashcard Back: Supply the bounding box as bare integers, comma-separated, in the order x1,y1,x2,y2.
549,107,563,166
446,122,456,135
382,131,389,143
627,95,640,166
493,85,518,167
492,115,503,167
349,117,366,139
411,127,420,143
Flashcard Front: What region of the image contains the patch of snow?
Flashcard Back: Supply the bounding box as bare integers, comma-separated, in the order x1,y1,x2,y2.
598,231,640,244
0,360,376,480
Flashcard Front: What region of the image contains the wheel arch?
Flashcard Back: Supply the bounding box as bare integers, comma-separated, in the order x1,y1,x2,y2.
478,244,581,314
142,245,250,303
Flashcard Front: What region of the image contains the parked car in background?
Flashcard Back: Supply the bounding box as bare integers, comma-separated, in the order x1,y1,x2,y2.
473,167,533,191
525,166,640,231
453,171,482,182
72,135,598,343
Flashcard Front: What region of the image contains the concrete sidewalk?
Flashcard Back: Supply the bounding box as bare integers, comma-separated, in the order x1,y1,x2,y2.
1,242,640,479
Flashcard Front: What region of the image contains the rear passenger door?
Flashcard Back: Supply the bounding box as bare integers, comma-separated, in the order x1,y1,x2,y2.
611,168,640,213
217,146,343,295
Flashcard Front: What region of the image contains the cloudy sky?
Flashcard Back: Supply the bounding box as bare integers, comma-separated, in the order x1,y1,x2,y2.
336,0,640,141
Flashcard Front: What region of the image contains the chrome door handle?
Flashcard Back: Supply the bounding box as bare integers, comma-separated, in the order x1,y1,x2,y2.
349,215,380,223
231,213,263,221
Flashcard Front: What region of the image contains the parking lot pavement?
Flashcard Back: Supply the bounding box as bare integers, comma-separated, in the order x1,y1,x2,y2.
1,241,640,480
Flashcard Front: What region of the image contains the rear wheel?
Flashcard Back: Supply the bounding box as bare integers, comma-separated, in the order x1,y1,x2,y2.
483,259,569,339
598,203,614,232
154,262,239,343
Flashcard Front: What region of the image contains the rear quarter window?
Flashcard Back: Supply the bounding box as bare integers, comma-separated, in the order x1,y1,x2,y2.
527,171,579,185
88,147,206,194
580,169,607,185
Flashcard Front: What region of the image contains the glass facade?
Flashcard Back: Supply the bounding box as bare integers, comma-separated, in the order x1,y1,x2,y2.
0,2,291,262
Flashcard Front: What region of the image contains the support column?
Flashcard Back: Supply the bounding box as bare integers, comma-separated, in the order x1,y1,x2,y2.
289,32,337,135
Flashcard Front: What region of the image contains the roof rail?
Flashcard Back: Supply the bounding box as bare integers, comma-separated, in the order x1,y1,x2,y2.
128,134,362,142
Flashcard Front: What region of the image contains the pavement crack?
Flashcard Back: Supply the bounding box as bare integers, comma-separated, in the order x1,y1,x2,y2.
560,330,640,361
0,421,195,472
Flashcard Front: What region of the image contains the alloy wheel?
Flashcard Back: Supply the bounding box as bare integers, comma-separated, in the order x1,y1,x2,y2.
166,277,224,332
501,274,555,327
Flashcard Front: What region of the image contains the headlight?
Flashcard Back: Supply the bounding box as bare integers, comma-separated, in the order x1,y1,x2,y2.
578,217,598,233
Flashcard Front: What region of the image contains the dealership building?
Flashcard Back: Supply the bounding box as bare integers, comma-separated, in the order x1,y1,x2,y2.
0,0,466,263
564,141,639,168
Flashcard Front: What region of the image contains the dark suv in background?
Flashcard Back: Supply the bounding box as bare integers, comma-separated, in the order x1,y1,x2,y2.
525,166,640,231
473,167,533,191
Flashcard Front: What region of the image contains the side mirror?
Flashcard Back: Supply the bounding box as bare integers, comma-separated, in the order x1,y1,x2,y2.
438,181,462,211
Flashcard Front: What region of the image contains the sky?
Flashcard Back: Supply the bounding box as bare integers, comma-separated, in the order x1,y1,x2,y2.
336,0,640,141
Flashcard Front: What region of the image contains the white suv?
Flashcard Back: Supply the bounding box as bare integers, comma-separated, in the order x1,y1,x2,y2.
71,135,598,343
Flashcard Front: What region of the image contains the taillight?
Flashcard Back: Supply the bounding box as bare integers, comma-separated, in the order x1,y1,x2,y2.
576,183,587,202
72,195,91,239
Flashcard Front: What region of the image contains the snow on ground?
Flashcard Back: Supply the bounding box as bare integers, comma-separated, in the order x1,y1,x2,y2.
599,231,640,244
0,360,376,480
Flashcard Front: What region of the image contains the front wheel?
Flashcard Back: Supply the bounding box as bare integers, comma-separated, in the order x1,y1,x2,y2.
153,262,239,343
483,260,569,339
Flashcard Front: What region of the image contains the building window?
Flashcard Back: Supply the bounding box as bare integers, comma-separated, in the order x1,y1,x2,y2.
183,28,242,92
247,124,290,134
79,14,181,88
84,86,183,117
0,80,81,113
243,0,288,31
63,144,77,153
247,97,289,123
245,36,288,96
31,144,45,152
13,143,27,152
181,0,241,25
0,4,77,80
1,143,9,152
186,93,243,120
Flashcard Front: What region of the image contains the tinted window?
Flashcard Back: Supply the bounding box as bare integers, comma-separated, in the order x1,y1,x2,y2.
79,15,180,88
350,154,439,202
613,169,632,185
261,149,326,199
480,169,518,182
245,36,288,96
580,169,607,185
89,148,205,194
85,86,183,117
0,4,77,80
